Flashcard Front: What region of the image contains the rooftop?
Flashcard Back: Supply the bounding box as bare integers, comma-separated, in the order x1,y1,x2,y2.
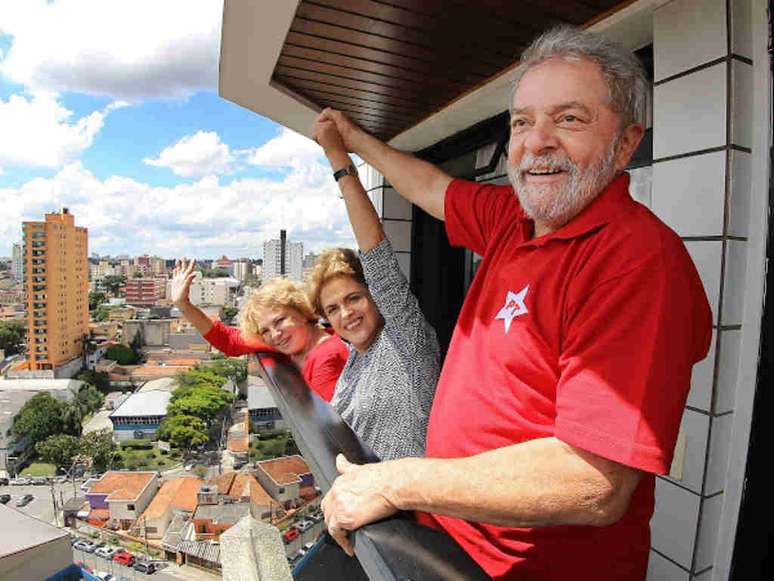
211,472,274,507
88,471,157,501
194,501,251,525
137,377,177,393
0,378,82,393
0,504,69,559
110,389,171,417
142,477,202,519
256,455,311,486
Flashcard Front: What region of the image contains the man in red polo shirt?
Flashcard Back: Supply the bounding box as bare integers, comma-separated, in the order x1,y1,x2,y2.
317,26,712,580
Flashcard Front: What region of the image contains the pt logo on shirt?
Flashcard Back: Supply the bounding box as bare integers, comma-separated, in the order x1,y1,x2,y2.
495,285,529,333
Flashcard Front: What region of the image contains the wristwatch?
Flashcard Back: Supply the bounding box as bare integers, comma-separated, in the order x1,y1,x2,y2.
333,164,358,182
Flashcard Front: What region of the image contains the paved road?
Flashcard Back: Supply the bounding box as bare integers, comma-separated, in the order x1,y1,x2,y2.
74,548,220,580
1,481,81,525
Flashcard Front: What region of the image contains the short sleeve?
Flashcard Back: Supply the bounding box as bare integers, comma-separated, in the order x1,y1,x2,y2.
303,335,349,402
444,178,524,255
554,254,712,475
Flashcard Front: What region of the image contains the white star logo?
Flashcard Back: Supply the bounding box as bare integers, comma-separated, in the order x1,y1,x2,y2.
494,285,529,333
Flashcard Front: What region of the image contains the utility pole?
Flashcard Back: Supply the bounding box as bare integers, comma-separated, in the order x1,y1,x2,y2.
49,482,59,527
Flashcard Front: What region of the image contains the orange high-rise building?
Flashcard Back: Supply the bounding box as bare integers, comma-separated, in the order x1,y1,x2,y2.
23,209,88,371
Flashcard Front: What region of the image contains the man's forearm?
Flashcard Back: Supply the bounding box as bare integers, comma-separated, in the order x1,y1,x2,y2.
389,437,640,528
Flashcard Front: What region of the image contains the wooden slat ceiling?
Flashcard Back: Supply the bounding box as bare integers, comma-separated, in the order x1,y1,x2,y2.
271,0,626,141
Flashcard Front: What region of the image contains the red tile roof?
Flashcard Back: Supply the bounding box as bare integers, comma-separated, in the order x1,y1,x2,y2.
256,456,310,486
88,471,157,501
141,477,202,519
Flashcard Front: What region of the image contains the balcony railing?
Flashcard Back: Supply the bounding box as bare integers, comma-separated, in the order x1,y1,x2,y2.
250,352,490,581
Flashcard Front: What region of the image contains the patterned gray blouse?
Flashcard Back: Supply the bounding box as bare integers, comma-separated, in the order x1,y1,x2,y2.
331,239,440,461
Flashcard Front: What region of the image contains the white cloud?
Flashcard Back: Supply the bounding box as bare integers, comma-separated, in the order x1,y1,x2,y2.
0,0,222,100
0,92,121,168
0,160,356,258
145,131,235,178
249,128,325,169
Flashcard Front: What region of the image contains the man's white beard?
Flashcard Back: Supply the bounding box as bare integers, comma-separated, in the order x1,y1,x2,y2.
508,137,620,230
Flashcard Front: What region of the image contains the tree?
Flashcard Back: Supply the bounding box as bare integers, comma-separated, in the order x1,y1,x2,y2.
175,368,227,390
74,383,105,416
167,385,234,422
77,370,111,393
105,344,139,365
129,331,144,362
11,393,65,446
0,320,25,356
80,430,119,472
93,304,111,322
157,415,209,451
88,291,107,311
209,356,247,383
220,306,239,322
35,434,81,468
102,274,126,297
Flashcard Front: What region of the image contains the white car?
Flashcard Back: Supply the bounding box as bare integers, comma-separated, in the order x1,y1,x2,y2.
94,572,113,581
294,520,314,533
95,546,118,559
10,477,31,485
298,541,316,557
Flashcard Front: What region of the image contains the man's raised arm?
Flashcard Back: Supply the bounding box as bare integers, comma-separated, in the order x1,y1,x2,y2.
320,108,452,221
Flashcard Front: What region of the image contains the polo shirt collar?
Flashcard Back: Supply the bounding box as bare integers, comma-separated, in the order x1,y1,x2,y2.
519,172,634,248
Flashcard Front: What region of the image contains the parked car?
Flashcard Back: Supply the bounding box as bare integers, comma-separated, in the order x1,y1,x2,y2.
14,494,33,507
294,519,314,533
95,546,118,559
0,477,9,486
133,561,156,574
74,540,98,553
0,494,10,504
30,477,48,485
309,511,323,523
10,477,30,486
113,550,135,566
94,572,114,581
282,527,300,544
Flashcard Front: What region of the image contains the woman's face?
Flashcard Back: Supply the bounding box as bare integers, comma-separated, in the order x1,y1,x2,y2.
319,276,383,352
256,306,312,356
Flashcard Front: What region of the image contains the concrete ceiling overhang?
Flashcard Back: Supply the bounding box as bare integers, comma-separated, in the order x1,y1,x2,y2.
219,0,658,152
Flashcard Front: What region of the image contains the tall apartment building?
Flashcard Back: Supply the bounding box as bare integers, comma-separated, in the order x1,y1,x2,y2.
262,231,303,282
232,259,251,282
23,209,88,371
11,243,23,283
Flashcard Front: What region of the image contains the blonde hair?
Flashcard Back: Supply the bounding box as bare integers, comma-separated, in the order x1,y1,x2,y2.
306,248,366,317
239,277,317,336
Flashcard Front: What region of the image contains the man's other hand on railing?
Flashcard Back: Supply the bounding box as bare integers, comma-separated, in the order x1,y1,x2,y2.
321,453,404,556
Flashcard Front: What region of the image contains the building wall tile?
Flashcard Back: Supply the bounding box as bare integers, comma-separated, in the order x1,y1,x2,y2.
647,550,690,581
730,0,753,59
651,479,702,568
383,220,412,253
695,493,724,571
688,329,716,411
684,241,723,324
728,150,752,238
652,151,725,236
653,64,727,159
383,187,413,220
721,240,747,325
665,409,710,494
705,414,733,495
653,0,727,82
714,329,741,414
629,166,653,208
731,60,754,149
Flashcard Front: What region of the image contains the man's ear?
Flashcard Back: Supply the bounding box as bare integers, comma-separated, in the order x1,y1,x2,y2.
615,123,645,172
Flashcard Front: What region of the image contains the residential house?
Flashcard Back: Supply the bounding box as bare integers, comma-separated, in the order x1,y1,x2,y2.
247,375,283,431
139,476,202,540
255,455,315,510
86,471,160,530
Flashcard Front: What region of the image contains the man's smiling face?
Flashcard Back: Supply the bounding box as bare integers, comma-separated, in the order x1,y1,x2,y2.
507,57,640,234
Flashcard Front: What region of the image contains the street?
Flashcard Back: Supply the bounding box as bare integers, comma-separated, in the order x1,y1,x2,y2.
73,547,220,581
1,480,80,525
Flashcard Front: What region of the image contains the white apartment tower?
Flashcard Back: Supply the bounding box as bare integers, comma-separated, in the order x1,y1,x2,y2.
262,230,303,282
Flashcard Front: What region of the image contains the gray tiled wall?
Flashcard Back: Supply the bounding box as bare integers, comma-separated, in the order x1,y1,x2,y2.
648,0,753,578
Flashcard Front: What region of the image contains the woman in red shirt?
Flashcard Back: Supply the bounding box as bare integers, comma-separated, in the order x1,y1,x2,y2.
170,260,347,401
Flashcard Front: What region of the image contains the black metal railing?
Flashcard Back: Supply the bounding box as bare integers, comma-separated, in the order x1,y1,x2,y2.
250,352,490,581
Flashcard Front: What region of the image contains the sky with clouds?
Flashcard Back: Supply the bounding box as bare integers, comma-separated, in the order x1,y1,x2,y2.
0,0,355,259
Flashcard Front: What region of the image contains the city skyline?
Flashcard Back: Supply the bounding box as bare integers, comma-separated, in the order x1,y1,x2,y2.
0,0,356,259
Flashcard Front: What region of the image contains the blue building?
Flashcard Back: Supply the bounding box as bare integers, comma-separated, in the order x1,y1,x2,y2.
109,389,171,442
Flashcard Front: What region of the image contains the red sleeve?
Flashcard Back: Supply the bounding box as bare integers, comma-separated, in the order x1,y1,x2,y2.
554,247,712,475
444,178,524,255
203,320,270,356
302,335,349,402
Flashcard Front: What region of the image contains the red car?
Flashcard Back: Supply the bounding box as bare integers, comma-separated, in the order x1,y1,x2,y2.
113,550,135,566
282,528,300,544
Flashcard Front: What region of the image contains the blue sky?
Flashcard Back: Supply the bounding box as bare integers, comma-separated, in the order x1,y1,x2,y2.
0,0,354,259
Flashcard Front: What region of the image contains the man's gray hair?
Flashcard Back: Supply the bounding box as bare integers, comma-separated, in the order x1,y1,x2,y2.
511,26,648,128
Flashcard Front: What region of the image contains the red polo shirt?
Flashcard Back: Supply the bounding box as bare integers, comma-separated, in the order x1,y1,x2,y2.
420,174,712,580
